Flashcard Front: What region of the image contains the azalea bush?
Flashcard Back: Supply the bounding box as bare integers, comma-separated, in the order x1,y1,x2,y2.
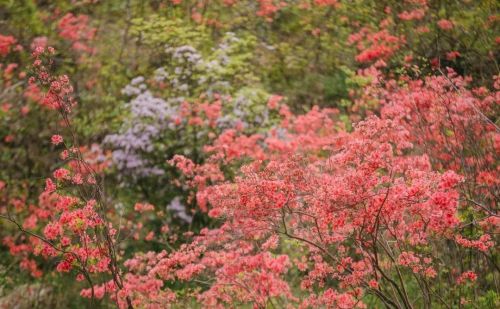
0,1,498,308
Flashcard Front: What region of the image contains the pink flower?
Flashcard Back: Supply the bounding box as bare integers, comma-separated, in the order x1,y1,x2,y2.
60,150,69,160
446,51,461,61
87,175,96,184
398,251,420,266
51,134,64,145
30,36,48,51
4,135,14,143
72,173,83,185
424,267,437,278
57,13,96,54
369,280,379,288
134,203,155,213
145,231,155,241
267,95,283,110
439,170,463,189
21,106,30,115
45,178,56,193
0,35,16,56
398,8,426,21
56,259,72,272
457,271,477,284
437,19,454,30
43,222,62,240
60,236,71,246
53,168,70,180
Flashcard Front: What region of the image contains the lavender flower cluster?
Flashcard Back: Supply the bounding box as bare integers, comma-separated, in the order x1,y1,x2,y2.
104,77,177,177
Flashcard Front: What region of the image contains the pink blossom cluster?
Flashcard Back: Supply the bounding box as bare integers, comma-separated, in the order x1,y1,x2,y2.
57,13,96,54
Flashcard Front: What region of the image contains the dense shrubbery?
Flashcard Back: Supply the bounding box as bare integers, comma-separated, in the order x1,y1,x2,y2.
0,1,498,308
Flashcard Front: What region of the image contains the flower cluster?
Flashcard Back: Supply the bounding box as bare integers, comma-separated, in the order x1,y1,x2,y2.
0,34,17,57
57,13,96,54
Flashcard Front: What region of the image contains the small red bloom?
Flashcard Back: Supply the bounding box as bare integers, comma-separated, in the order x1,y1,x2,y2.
437,19,454,30
45,178,56,193
53,168,70,180
51,134,64,145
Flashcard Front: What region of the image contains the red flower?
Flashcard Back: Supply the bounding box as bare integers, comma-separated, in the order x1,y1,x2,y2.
53,168,70,180
0,34,16,56
51,134,64,145
437,19,454,30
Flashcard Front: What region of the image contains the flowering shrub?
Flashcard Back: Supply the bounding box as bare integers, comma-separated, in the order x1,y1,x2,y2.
159,108,475,308
57,13,96,55
104,33,282,221
0,1,499,308
0,35,17,57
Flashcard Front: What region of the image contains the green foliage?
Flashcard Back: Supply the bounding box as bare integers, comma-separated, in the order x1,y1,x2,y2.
130,16,211,50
